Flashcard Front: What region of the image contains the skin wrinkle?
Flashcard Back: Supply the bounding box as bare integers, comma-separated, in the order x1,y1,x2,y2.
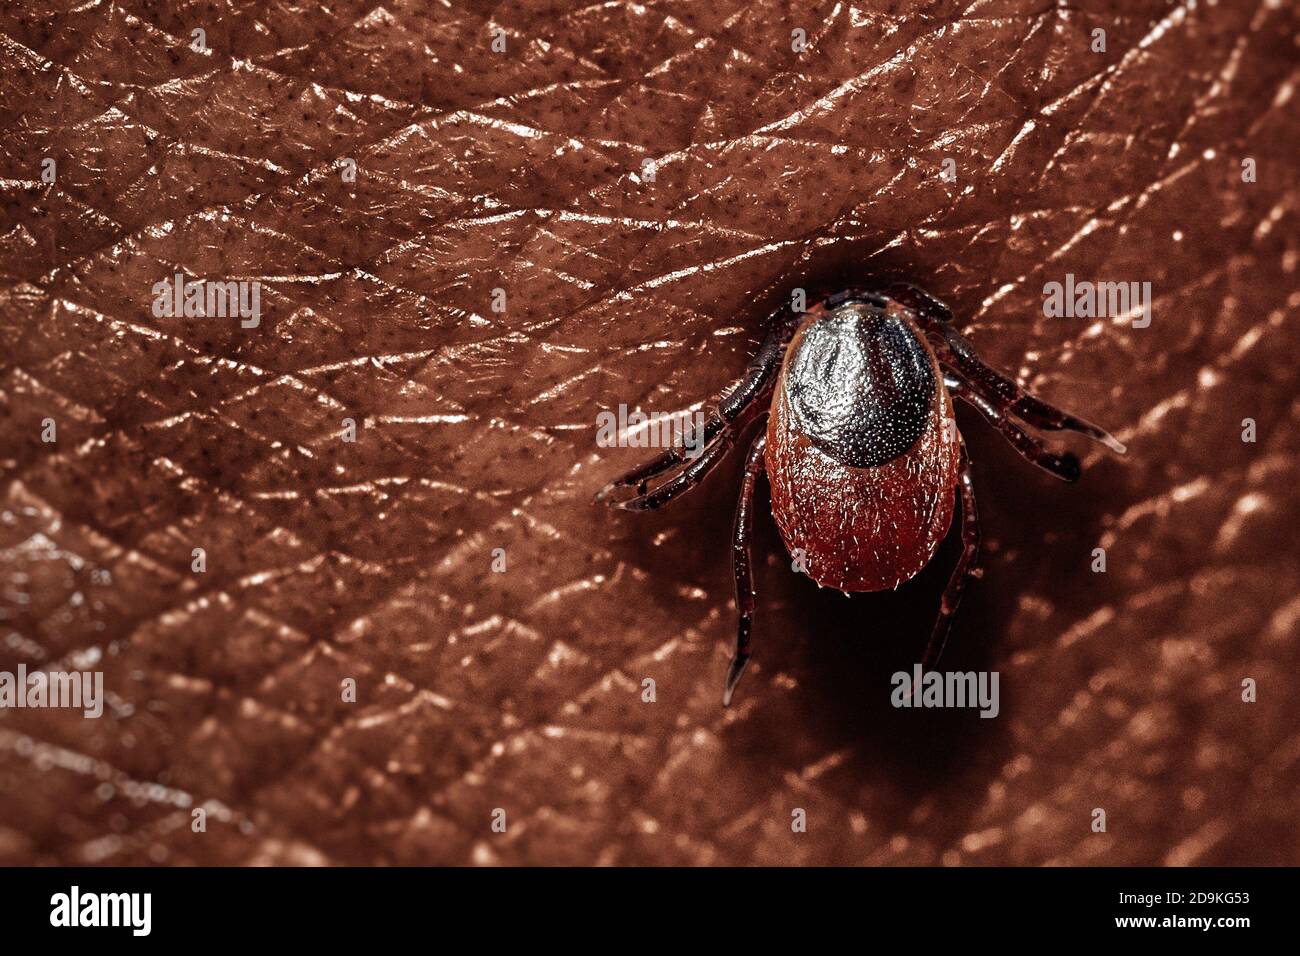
0,0,1297,866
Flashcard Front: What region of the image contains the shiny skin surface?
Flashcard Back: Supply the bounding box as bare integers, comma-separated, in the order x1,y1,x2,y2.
767,306,959,593
1,0,1296,870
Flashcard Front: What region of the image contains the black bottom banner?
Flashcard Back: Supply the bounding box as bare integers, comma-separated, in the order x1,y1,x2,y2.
0,866,1284,942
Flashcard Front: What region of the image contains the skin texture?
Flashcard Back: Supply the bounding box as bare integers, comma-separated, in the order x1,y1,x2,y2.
767,305,960,592
0,1,1298,866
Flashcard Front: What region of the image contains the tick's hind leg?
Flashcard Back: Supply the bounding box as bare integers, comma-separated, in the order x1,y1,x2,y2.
920,437,981,675
724,427,768,706
596,323,787,510
945,375,1081,482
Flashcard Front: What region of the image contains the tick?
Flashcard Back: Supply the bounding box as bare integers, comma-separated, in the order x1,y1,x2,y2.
598,283,1127,705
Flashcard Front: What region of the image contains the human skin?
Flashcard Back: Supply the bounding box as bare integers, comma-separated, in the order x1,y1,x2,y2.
0,0,1297,866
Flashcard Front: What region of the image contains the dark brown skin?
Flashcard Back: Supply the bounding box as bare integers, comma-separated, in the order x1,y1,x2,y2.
0,0,1296,868
767,307,959,593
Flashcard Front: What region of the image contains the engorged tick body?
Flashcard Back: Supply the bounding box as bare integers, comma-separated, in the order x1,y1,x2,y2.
769,300,958,593
598,283,1127,705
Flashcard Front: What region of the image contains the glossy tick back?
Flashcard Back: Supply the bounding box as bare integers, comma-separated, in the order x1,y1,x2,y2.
785,304,936,469
597,283,1128,705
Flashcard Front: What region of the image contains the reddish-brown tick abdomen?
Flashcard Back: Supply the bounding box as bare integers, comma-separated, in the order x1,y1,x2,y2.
765,303,960,592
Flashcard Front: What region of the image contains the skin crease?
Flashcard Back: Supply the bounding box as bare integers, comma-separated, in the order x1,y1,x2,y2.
767,307,959,592
0,1,1297,867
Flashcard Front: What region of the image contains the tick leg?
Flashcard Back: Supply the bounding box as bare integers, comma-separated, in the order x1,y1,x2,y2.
945,375,1082,482
919,318,1126,456
594,414,726,499
611,421,750,511
724,427,768,706
919,436,980,676
595,325,787,506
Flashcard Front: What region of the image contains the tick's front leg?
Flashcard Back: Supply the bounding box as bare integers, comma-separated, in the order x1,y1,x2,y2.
945,375,1082,482
596,311,790,509
924,318,1127,457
